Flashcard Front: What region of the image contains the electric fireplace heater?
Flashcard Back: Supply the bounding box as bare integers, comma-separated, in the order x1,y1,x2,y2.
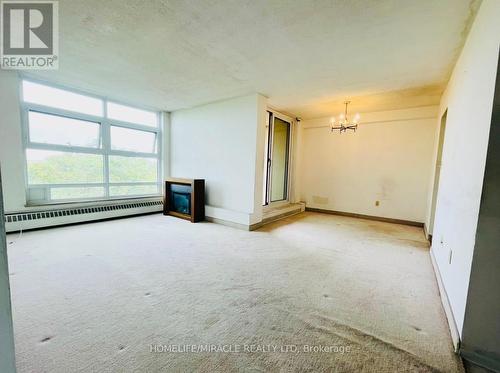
163,178,205,222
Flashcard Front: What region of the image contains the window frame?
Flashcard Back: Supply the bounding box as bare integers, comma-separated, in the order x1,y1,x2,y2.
20,78,163,205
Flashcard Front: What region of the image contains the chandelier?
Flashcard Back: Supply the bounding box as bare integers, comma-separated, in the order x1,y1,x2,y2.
330,101,360,133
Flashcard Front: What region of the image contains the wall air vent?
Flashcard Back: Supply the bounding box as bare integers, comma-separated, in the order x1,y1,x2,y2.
4,199,163,232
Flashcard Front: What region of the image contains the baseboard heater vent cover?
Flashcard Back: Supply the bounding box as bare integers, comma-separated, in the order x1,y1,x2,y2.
4,200,163,225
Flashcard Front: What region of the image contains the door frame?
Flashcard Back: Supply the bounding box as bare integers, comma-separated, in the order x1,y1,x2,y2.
429,109,448,238
263,109,294,208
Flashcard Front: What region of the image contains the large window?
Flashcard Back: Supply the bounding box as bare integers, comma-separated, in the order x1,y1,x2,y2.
21,80,162,204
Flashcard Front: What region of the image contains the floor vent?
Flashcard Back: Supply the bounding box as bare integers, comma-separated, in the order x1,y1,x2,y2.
4,200,163,224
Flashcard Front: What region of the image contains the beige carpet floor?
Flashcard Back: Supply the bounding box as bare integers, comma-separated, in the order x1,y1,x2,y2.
7,212,463,372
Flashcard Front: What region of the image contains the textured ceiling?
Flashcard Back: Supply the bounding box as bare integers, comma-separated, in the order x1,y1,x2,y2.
26,0,479,118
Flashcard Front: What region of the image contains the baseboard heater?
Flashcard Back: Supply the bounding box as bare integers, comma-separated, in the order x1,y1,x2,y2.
4,199,163,232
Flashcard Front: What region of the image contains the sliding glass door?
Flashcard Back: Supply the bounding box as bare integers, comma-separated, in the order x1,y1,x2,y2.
263,112,291,205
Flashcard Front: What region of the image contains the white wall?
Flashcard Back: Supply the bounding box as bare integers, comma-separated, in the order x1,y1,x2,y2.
170,94,267,226
430,0,500,338
299,106,438,223
0,174,16,372
0,71,26,213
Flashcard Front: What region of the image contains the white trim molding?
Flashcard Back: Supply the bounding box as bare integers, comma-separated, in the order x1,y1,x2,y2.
430,248,461,351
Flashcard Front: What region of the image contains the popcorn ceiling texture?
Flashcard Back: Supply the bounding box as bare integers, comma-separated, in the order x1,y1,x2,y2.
26,0,479,118
8,213,462,372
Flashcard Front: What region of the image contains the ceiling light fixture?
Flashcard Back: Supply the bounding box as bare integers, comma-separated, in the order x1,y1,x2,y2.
330,101,360,133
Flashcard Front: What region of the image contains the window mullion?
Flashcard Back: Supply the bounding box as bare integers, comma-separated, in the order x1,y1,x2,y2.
26,142,105,155
157,112,163,193
103,104,111,199
107,119,159,133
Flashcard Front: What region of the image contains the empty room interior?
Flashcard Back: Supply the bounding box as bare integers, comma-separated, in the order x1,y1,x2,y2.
1,0,500,372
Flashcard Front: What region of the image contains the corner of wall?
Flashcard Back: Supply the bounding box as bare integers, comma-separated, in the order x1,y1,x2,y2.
423,111,442,235
162,111,171,181
250,94,268,225
0,71,27,213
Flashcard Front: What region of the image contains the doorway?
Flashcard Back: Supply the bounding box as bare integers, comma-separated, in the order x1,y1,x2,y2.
429,109,448,238
263,111,292,206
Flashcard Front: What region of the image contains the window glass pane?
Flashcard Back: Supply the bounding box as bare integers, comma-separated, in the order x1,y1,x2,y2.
27,149,104,184
50,186,105,200
23,81,103,116
107,102,157,127
111,126,156,153
109,156,157,182
29,111,100,148
110,184,158,197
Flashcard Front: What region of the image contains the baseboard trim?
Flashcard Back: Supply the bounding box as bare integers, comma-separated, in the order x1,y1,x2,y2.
460,348,500,373
262,208,303,225
423,224,431,242
249,221,264,231
206,207,304,231
430,248,461,351
305,207,424,227
205,216,252,231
